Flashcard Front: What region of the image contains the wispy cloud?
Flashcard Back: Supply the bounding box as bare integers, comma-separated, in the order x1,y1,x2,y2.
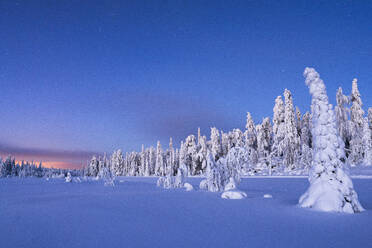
0,143,100,169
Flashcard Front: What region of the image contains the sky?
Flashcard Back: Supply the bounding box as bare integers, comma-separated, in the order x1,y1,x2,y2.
1,0,372,169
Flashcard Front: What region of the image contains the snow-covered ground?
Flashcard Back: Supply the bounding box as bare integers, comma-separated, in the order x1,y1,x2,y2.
1,177,372,248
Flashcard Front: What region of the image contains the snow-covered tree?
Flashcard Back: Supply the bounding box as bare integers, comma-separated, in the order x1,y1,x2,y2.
100,167,115,186
362,117,372,166
155,141,164,176
225,146,250,177
283,89,300,169
184,135,198,175
299,67,364,213
88,156,99,177
301,112,312,148
244,112,258,166
368,108,372,133
231,129,244,148
174,162,188,188
296,106,302,137
65,172,72,183
195,135,208,174
349,79,365,166
221,131,230,156
335,87,350,152
111,149,124,176
210,127,222,160
199,152,223,192
299,112,313,172
271,96,286,162
256,117,273,171
197,127,201,145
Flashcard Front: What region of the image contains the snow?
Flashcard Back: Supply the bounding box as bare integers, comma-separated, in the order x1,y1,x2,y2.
1,176,372,248
221,190,247,199
184,182,193,191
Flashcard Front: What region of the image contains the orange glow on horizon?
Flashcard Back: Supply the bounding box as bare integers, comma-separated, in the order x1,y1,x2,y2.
14,160,82,169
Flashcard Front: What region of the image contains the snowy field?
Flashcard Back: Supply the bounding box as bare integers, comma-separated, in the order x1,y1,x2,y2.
1,177,372,248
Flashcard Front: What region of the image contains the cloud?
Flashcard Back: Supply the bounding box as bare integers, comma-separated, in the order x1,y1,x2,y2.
0,143,100,169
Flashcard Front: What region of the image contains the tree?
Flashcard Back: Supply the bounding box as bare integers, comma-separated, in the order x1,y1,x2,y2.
299,67,364,213
300,112,312,148
349,79,365,166
196,135,208,174
100,167,115,186
88,156,99,177
368,108,372,138
256,117,273,172
335,87,350,153
299,112,313,172
362,117,372,166
111,149,124,176
244,112,258,166
155,141,164,176
199,152,224,192
225,146,250,177
174,162,188,188
296,106,302,138
210,127,222,161
283,89,300,169
271,96,286,163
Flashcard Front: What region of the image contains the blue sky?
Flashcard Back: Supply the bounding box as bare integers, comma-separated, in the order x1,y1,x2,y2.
1,0,371,168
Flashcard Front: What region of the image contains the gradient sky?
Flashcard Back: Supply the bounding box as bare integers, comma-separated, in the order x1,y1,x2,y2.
1,0,372,169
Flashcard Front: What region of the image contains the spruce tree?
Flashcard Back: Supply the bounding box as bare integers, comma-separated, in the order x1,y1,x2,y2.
271,96,286,164
244,112,258,166
299,67,364,213
284,89,300,169
335,87,350,153
349,79,365,166
210,127,222,161
256,117,273,171
155,141,164,176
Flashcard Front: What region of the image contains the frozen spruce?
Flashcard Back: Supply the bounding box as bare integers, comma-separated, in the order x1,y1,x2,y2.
362,117,372,166
349,79,365,166
299,67,364,213
174,162,188,188
199,152,223,192
100,167,115,186
65,172,72,183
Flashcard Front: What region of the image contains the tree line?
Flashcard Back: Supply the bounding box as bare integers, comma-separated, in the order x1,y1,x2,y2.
84,79,372,178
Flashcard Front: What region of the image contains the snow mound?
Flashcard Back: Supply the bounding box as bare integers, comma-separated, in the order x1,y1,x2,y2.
184,183,193,191
263,194,272,198
299,175,364,213
221,190,247,200
65,173,72,183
